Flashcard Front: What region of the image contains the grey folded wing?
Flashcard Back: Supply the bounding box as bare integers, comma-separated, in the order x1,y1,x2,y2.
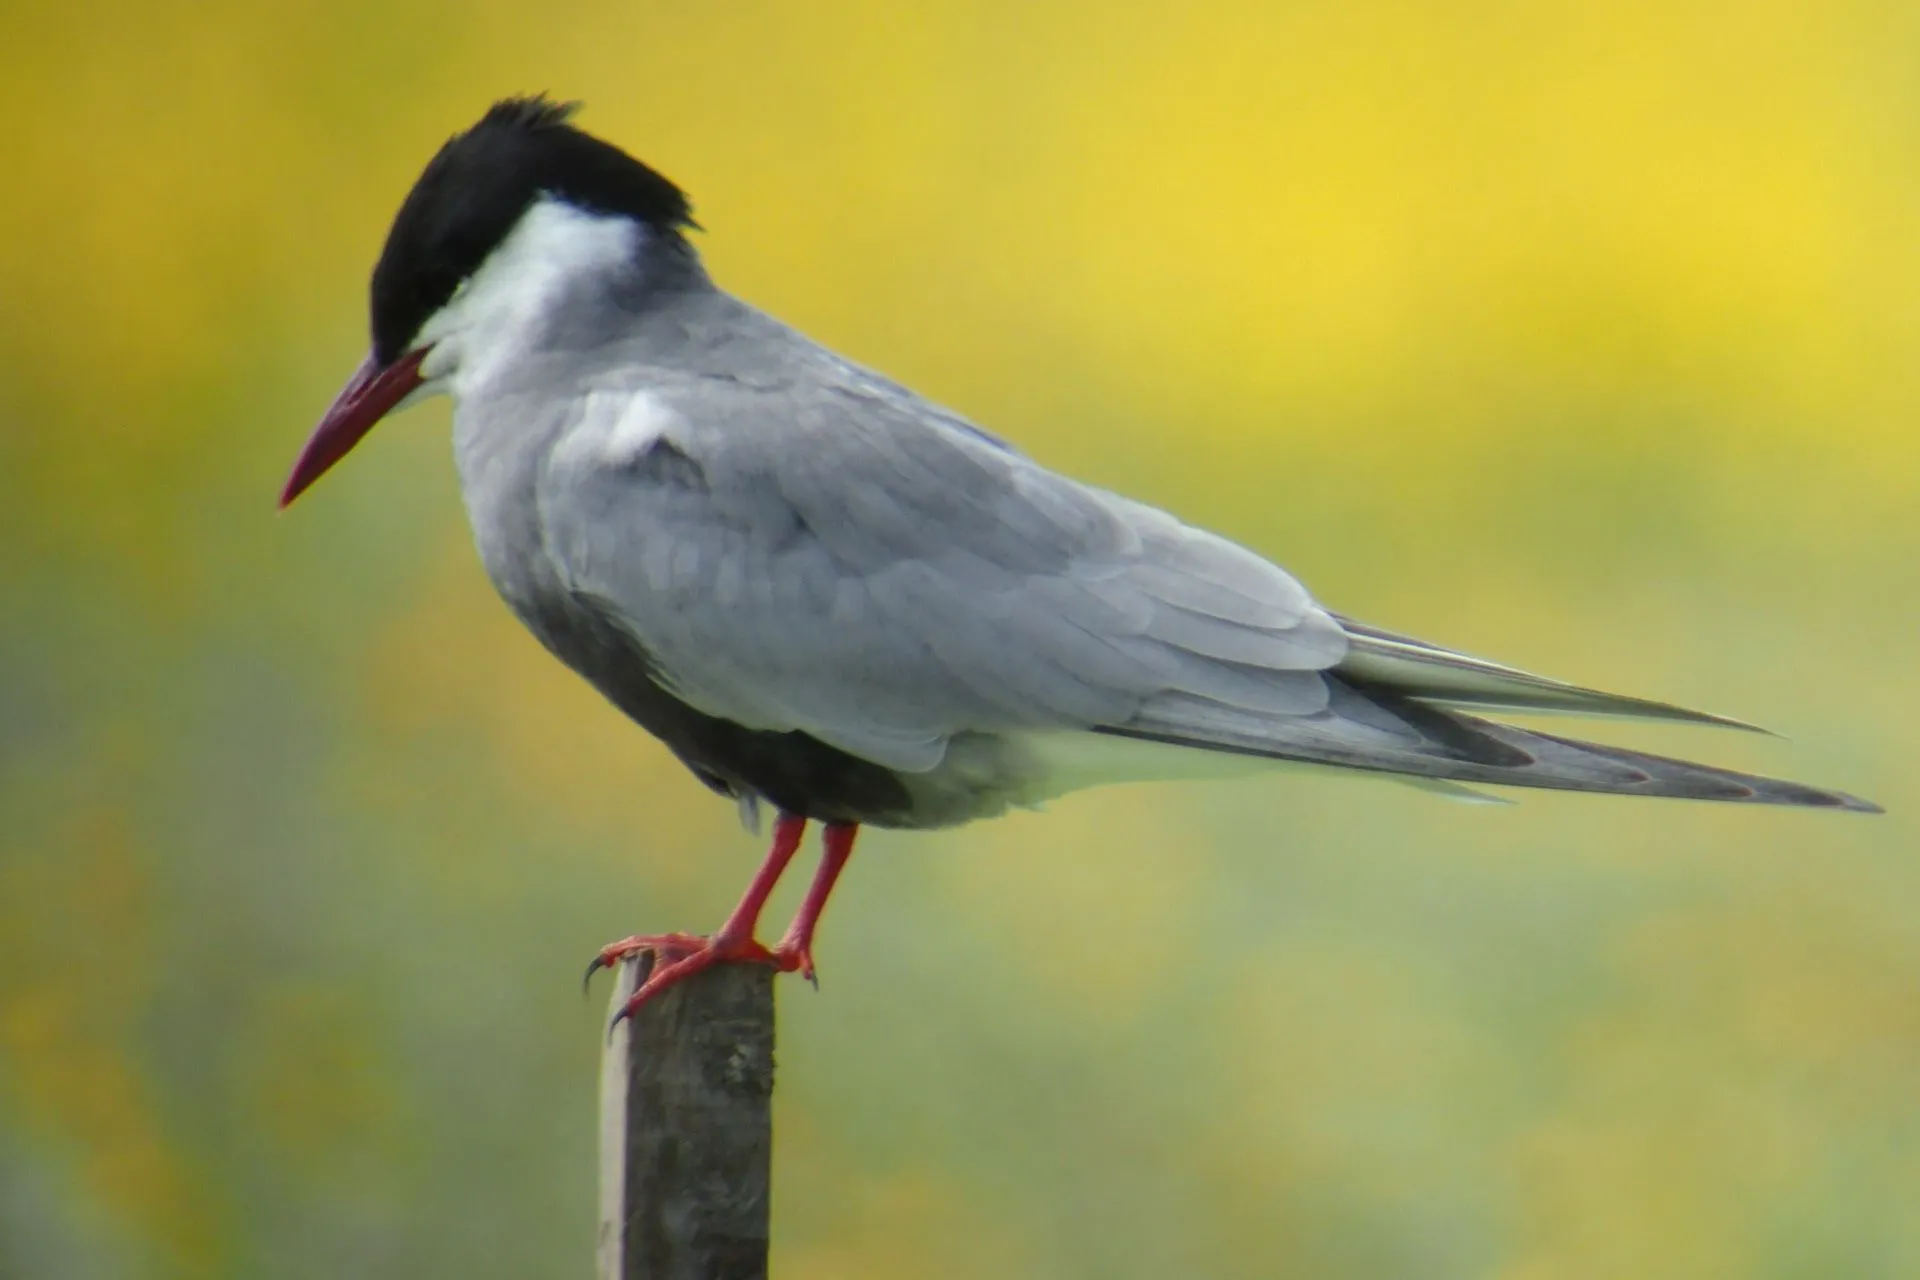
537,376,1350,772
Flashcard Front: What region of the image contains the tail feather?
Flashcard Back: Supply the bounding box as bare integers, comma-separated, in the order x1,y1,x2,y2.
1105,677,1880,813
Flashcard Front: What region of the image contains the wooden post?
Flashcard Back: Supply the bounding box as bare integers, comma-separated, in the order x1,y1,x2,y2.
597,957,776,1280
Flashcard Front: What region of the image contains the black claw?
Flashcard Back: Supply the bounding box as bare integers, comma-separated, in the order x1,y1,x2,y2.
582,954,609,996
806,970,820,992
606,1002,632,1044
584,948,659,998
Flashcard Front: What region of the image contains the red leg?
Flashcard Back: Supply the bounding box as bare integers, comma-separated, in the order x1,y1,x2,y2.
592,813,808,1029
773,822,858,986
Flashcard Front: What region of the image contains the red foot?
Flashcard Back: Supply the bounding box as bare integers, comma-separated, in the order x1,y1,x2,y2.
594,931,804,1031
782,941,819,987
585,816,860,1035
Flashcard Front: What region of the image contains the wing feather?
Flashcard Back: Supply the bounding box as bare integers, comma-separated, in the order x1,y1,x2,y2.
1333,615,1766,731
540,371,1346,772
530,335,1870,814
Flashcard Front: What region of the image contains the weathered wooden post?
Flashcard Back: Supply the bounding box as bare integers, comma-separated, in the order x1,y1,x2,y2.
597,958,776,1280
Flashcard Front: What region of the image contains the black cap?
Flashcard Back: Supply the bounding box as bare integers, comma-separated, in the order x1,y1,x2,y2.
368,97,694,364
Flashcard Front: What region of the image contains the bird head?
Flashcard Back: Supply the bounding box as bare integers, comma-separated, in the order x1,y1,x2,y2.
279,96,695,507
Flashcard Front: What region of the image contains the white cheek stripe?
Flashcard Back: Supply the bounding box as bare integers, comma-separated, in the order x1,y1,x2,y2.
416,197,638,398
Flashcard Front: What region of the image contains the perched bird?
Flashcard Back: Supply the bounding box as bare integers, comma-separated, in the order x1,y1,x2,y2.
281,98,1878,1025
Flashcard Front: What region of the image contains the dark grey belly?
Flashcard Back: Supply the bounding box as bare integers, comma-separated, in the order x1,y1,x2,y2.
518,591,921,826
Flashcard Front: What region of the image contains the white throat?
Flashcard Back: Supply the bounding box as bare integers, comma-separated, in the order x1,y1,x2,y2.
415,197,638,400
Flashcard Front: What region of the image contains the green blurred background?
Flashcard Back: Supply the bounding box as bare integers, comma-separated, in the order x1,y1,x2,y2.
2,2,1915,1276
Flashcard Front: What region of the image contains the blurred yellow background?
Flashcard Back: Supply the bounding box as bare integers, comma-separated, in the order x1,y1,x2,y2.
2,2,1914,1276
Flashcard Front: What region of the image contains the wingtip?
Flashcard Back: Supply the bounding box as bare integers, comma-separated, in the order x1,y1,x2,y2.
1645,701,1777,737
1718,715,1779,738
